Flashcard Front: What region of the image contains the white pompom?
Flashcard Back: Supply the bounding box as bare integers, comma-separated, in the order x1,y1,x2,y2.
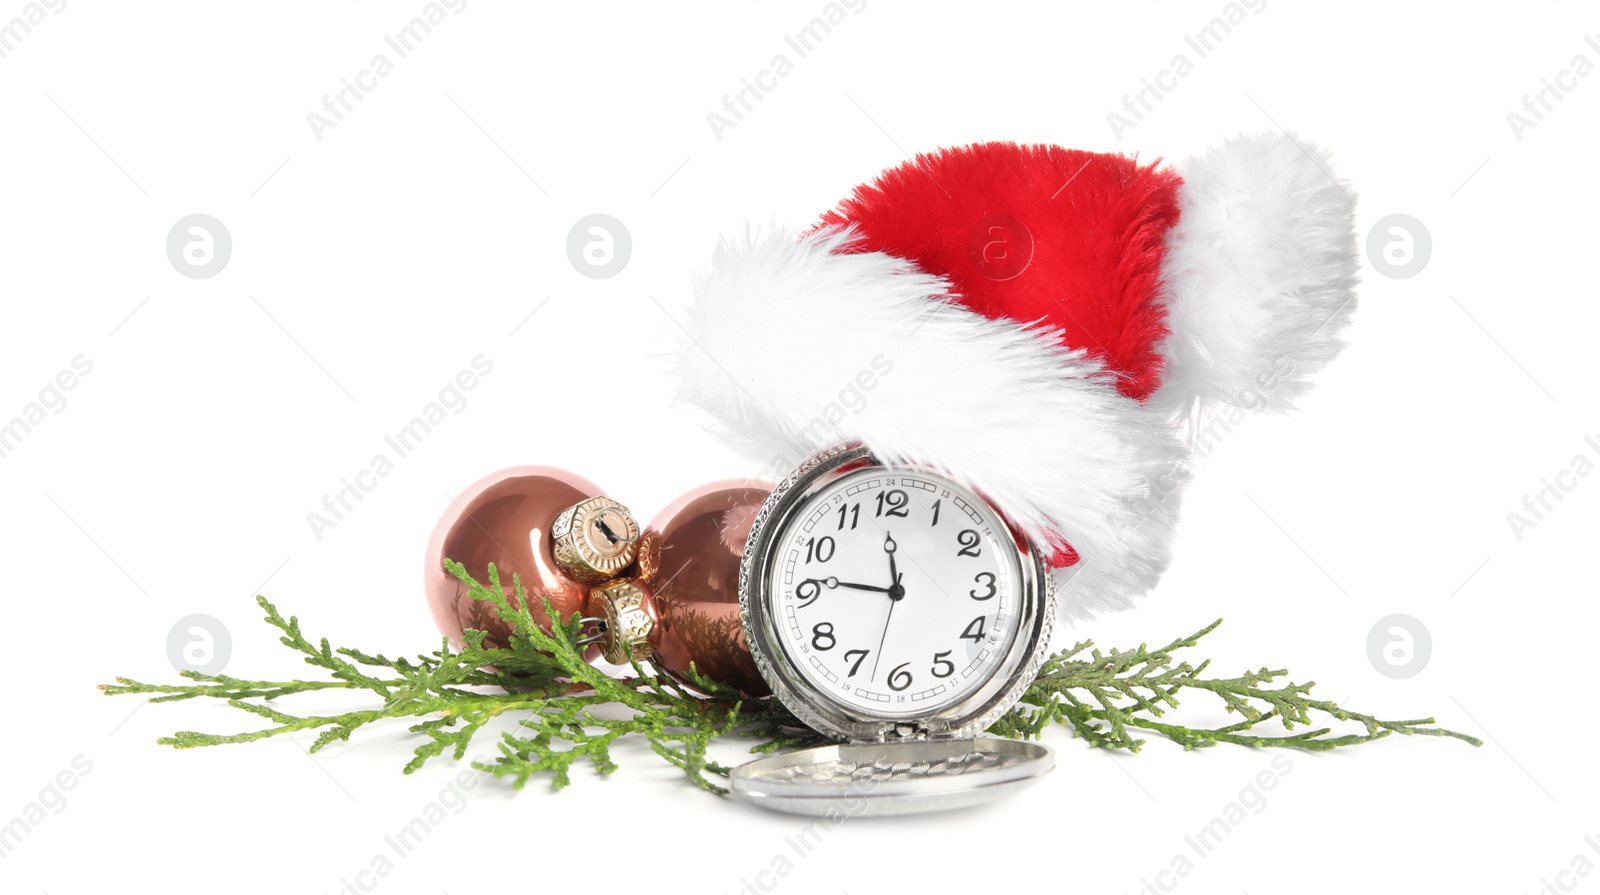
1152,132,1359,420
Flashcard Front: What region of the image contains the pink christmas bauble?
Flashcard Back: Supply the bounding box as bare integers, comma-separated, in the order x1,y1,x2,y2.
423,466,605,660
638,479,773,696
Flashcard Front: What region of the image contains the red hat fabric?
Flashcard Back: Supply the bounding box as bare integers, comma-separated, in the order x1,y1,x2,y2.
672,132,1358,617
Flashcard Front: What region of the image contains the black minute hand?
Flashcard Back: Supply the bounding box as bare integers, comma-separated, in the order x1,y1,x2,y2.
870,597,896,681
870,531,906,681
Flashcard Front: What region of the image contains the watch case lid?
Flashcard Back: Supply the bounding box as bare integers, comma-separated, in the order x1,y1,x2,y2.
728,736,1053,817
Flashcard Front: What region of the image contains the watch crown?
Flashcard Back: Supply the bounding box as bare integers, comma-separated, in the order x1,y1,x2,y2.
551,496,641,584
588,579,656,665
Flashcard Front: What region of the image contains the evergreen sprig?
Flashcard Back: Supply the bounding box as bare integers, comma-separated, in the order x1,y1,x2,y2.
102,563,1477,796
104,562,816,794
992,620,1482,751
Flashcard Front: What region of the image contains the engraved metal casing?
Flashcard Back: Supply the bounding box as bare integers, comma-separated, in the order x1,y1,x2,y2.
550,497,640,584
588,579,656,665
728,737,1053,817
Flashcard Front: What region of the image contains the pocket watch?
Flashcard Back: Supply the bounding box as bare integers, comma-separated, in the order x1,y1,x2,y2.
732,444,1056,816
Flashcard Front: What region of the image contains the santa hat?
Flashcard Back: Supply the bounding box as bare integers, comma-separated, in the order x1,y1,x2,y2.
670,133,1359,617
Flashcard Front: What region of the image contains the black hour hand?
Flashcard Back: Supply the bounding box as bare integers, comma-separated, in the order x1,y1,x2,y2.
833,580,892,593
805,577,891,594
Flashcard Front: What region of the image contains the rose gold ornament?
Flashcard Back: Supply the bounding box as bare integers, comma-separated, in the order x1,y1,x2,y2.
591,480,773,695
423,467,608,660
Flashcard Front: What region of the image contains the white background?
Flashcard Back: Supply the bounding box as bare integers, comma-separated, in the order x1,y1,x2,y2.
3,2,1597,893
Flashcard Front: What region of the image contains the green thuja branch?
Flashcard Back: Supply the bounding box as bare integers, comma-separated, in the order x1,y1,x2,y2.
990,620,1482,751
103,569,1477,797
103,562,817,794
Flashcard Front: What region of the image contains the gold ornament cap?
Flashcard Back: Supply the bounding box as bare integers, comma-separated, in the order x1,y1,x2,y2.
589,579,656,665
632,528,662,583
551,497,640,584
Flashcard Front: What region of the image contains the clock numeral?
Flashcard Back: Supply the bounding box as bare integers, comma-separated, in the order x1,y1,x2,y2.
875,489,909,518
888,662,913,692
811,622,836,651
931,650,955,678
836,502,860,531
843,649,869,677
960,616,986,644
969,571,997,600
956,529,982,558
804,535,835,564
931,498,941,527
795,579,821,608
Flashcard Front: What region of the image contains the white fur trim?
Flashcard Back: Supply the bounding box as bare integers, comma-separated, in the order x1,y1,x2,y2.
1152,132,1359,421
671,227,1187,618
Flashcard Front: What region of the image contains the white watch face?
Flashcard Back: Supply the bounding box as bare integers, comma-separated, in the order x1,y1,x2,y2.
763,466,1025,719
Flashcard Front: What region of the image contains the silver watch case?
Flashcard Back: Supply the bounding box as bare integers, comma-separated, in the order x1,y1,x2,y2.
732,444,1057,816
